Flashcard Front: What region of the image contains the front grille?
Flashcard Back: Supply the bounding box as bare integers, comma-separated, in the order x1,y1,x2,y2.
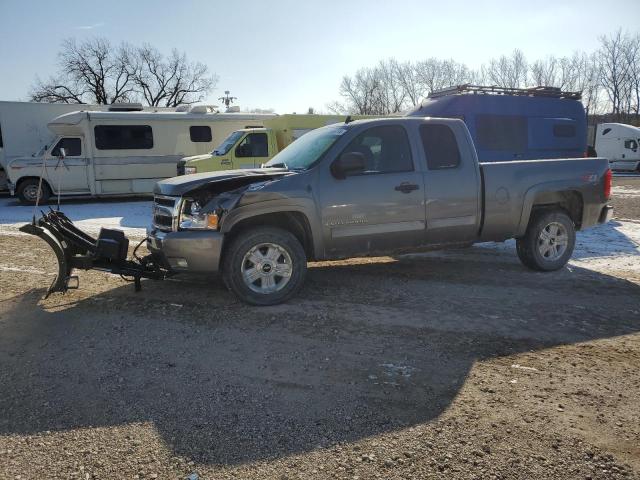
176,160,186,176
153,195,180,231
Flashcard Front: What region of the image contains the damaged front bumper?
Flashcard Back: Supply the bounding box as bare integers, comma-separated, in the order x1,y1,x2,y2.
146,228,224,272
20,210,169,297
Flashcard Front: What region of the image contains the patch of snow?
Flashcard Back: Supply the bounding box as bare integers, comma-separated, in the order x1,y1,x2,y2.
0,196,150,237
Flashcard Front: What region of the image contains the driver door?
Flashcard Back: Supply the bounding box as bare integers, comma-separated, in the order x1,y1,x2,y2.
319,124,425,257
47,137,90,193
233,132,270,168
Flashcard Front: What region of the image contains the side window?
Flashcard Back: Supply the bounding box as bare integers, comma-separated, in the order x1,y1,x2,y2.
476,115,528,151
235,133,269,157
0,124,3,148
624,139,638,150
420,124,461,170
190,125,212,142
342,125,413,175
553,124,576,138
51,137,82,156
94,125,153,150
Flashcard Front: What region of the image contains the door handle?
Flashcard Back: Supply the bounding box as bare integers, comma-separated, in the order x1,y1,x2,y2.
395,182,419,193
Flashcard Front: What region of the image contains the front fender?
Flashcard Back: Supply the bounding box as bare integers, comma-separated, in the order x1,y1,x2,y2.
220,198,324,258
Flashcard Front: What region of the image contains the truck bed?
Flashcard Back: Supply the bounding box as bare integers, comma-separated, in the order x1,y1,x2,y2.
479,157,610,242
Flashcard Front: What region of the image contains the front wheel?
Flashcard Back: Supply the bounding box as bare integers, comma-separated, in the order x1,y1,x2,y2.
516,209,576,271
222,227,307,305
17,178,51,205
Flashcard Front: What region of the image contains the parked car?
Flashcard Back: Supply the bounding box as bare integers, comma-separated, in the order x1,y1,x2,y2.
406,85,587,162
6,105,275,204
591,123,640,172
177,114,376,175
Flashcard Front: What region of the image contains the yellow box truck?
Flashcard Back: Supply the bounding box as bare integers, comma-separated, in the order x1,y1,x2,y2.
177,114,375,174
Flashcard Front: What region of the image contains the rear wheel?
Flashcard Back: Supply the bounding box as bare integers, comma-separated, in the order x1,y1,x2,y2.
516,209,576,271
17,178,51,205
222,227,307,305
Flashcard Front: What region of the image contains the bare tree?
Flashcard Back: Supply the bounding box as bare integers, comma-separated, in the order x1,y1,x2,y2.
31,38,135,104
30,37,216,107
132,45,217,107
481,49,528,88
598,29,633,116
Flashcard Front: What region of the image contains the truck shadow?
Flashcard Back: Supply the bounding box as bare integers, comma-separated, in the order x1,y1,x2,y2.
0,252,639,466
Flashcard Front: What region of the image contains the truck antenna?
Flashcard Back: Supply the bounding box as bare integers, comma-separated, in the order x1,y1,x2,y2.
218,91,238,111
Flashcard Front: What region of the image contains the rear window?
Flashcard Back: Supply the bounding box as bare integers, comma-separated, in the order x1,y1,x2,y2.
476,115,528,151
420,124,461,169
553,124,576,137
94,125,153,150
190,125,212,142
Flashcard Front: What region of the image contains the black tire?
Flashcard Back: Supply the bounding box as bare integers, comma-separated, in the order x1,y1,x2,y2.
222,226,307,306
17,178,51,205
516,209,576,271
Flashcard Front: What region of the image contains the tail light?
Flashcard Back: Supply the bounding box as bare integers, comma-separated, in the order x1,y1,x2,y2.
603,168,612,200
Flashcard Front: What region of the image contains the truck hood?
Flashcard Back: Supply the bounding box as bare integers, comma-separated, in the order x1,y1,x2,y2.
154,168,290,197
182,153,213,163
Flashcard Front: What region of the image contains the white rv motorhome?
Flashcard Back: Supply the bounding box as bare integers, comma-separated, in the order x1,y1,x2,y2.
0,101,112,191
594,123,640,172
6,107,275,203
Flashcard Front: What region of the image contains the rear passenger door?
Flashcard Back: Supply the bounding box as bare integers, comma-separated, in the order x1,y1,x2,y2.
420,122,481,243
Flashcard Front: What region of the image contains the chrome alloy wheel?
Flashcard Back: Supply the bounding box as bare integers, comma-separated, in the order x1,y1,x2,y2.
241,242,293,294
537,222,568,261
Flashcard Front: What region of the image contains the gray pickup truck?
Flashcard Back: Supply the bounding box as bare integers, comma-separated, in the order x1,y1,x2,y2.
144,117,612,305
23,117,613,304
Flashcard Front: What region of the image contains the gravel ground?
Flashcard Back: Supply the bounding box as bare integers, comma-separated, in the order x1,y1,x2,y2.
0,180,639,480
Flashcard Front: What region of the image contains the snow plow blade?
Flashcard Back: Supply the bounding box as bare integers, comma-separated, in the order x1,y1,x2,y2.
20,210,168,297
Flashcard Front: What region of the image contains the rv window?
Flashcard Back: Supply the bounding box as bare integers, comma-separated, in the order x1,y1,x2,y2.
189,126,212,142
420,124,460,170
476,115,527,151
51,138,82,157
94,125,153,150
235,133,269,157
553,124,576,138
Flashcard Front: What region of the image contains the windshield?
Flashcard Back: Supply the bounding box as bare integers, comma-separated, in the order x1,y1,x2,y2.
263,124,348,170
213,130,244,156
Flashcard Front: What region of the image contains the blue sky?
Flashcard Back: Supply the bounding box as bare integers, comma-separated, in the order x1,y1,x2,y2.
0,0,638,113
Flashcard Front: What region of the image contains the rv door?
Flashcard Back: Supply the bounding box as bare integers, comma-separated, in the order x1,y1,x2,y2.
47,137,90,193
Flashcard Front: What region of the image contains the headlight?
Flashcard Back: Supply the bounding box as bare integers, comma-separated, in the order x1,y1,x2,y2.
179,199,219,230
184,166,197,175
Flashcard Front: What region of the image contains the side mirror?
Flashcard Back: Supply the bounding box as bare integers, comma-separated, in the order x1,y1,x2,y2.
58,148,66,159
331,152,366,179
